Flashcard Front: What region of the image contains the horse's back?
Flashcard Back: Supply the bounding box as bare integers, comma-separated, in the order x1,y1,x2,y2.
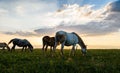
11,38,30,47
12,38,20,43
42,36,55,46
65,33,79,46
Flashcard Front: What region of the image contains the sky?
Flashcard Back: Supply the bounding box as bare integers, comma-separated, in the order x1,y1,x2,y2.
0,0,120,49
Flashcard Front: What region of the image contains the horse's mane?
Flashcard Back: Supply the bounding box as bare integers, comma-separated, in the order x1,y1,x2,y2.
72,32,86,48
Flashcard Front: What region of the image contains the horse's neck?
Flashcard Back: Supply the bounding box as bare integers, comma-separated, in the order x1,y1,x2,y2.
79,38,86,48
72,32,86,48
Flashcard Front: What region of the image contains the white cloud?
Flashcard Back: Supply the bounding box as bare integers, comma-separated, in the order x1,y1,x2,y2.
14,1,58,16
0,0,58,32
49,4,110,26
15,5,26,16
33,1,120,36
0,8,8,16
2,0,120,36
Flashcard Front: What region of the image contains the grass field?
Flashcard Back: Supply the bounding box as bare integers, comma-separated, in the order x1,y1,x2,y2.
0,49,120,73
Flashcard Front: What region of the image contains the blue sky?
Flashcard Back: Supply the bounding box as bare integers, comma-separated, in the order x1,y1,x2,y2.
57,0,117,9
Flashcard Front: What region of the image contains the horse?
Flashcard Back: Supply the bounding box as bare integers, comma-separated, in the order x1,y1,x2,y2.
53,31,87,56
8,38,33,52
0,42,10,51
42,36,59,52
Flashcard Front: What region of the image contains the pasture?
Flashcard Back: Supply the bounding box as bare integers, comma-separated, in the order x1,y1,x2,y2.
0,49,120,73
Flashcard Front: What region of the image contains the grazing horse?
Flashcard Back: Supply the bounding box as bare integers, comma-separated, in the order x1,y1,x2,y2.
42,36,59,52
0,42,10,51
8,38,33,52
54,31,87,56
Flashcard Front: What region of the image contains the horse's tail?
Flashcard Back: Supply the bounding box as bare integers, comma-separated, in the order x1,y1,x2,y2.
8,39,14,45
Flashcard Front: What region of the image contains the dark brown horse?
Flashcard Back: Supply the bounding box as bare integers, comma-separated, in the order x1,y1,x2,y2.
0,42,10,51
42,36,59,52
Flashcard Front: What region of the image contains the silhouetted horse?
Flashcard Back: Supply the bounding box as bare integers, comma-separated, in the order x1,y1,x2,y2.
8,38,33,52
0,42,10,51
42,36,59,52
54,31,87,56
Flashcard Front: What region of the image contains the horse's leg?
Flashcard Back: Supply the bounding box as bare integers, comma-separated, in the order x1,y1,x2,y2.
2,47,5,50
42,43,45,51
53,37,58,53
25,47,26,52
70,44,76,56
50,46,52,52
52,41,58,56
11,45,16,52
61,42,65,56
21,47,24,52
6,45,10,51
45,45,48,51
73,45,76,56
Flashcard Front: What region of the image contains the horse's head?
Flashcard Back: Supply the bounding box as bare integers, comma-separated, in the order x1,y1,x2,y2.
28,44,33,52
81,45,87,56
56,31,66,43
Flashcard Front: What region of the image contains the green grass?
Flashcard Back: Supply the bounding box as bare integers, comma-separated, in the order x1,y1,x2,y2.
0,49,120,73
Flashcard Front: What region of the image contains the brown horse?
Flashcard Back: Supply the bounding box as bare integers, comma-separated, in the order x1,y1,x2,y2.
42,36,59,52
0,42,10,51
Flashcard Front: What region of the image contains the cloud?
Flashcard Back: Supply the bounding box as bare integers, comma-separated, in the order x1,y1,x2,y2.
0,0,58,32
33,17,120,36
4,31,37,36
33,1,120,36
3,0,120,37
34,28,56,36
50,4,108,25
4,12,120,37
0,8,8,16
14,1,58,16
